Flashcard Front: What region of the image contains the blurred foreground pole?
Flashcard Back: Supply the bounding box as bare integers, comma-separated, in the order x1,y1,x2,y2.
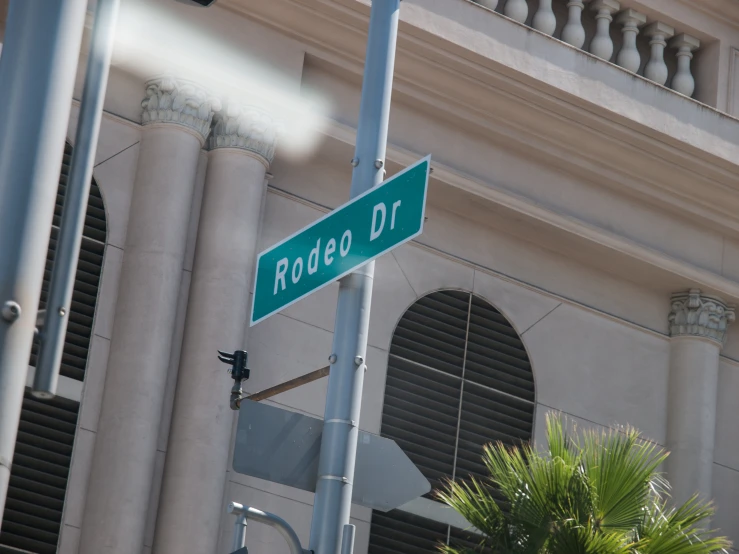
0,0,86,527
35,0,121,398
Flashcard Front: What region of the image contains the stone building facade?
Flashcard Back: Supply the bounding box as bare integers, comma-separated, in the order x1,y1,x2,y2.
3,0,739,552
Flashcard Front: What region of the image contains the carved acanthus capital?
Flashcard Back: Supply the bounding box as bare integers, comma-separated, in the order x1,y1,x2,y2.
141,77,221,143
668,289,735,345
209,103,280,165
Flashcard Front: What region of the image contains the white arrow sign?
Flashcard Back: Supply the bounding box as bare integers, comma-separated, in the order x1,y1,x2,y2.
233,400,431,511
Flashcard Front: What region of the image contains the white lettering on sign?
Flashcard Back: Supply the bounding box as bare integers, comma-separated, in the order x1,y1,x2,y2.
291,257,303,284
308,239,320,275
340,230,352,257
274,258,288,294
325,238,336,266
391,200,401,230
370,202,386,242
272,201,400,296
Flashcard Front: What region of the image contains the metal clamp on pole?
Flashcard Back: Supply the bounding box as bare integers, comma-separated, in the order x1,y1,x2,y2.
227,502,312,554
218,350,250,410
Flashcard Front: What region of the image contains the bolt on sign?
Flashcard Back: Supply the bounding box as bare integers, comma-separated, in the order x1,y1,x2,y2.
250,156,430,326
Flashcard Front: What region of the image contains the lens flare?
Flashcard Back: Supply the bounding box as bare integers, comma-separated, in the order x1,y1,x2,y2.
112,0,328,161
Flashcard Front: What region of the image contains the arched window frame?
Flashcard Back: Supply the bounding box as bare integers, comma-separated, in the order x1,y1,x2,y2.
0,142,106,554
369,289,535,554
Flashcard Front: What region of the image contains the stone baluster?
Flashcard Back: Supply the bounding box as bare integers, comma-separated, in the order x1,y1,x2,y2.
589,0,620,61
670,33,700,97
615,9,647,72
533,0,557,36
666,290,734,506
504,0,528,23
644,21,675,86
561,0,586,49
475,0,498,9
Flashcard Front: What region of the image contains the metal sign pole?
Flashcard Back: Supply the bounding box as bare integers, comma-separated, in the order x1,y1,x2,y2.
0,0,87,524
34,0,121,398
308,2,400,553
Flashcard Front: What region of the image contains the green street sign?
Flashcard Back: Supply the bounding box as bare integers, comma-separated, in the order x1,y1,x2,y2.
250,156,430,326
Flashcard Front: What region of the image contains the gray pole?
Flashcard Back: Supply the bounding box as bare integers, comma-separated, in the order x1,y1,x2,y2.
308,2,400,554
34,0,121,398
0,0,87,524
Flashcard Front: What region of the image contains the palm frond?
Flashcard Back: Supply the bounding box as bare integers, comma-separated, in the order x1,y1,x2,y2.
438,411,731,554
634,494,731,554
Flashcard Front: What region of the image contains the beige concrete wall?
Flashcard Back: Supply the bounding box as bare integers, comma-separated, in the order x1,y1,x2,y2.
211,149,680,553
46,2,739,552
713,357,739,546
57,110,142,553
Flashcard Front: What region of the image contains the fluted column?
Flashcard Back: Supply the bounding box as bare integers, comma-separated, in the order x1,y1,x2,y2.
670,33,700,97
504,0,528,23
79,77,219,554
533,0,556,36
561,0,586,49
152,102,279,554
666,290,734,506
615,9,647,73
589,0,619,61
644,21,675,86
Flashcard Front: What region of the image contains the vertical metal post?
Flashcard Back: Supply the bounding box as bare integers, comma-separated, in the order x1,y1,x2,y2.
340,524,356,554
232,513,248,551
34,0,121,398
308,2,400,554
0,0,87,524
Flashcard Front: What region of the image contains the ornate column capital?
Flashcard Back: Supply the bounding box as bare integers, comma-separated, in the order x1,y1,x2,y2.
209,103,280,166
141,77,221,144
668,289,735,345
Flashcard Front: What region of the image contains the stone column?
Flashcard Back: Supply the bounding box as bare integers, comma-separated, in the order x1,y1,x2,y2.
666,289,734,506
152,103,278,554
79,77,219,554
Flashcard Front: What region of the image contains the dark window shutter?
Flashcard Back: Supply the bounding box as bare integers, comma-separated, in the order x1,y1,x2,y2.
368,290,535,554
1,142,105,553
0,393,79,554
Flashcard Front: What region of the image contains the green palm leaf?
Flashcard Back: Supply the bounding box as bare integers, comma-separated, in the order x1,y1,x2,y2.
437,412,730,554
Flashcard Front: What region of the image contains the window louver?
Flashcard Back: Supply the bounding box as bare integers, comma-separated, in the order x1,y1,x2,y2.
368,290,535,554
1,142,105,553
0,392,79,554
29,142,106,382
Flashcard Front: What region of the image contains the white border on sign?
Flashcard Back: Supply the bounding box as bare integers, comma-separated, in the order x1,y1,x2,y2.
249,155,431,326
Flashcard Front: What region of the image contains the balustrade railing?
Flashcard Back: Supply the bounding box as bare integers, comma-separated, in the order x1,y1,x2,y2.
473,0,701,99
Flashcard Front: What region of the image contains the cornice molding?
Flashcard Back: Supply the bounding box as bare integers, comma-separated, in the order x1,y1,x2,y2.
222,0,739,240
322,117,739,304
676,0,739,30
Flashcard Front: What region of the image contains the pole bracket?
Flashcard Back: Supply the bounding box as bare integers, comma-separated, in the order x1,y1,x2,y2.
318,475,352,485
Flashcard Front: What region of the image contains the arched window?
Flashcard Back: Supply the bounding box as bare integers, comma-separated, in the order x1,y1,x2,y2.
0,143,106,554
368,289,535,554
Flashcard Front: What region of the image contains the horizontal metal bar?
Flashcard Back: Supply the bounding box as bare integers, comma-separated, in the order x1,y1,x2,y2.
246,366,330,402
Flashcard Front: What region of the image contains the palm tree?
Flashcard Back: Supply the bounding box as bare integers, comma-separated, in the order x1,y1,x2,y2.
437,412,731,554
